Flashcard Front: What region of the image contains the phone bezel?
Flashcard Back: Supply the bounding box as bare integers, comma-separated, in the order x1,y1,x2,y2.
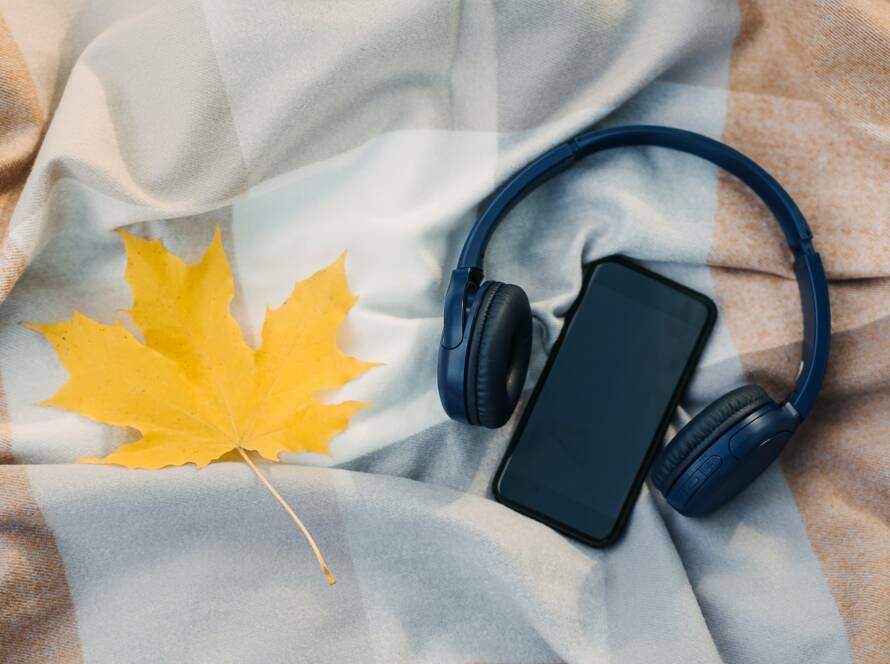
492,255,717,547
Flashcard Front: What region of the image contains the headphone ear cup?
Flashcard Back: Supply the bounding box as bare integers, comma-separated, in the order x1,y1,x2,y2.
465,282,532,428
651,384,772,494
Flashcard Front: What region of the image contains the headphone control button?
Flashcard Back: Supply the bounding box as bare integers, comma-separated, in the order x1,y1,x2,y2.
700,455,722,475
675,456,723,507
681,470,706,495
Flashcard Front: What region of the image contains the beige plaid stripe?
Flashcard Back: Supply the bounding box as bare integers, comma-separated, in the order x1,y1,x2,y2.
711,1,890,661
0,14,82,662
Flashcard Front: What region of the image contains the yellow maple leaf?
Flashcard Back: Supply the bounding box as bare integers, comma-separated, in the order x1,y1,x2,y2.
26,227,376,584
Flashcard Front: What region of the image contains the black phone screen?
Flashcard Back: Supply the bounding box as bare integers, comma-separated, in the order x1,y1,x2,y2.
493,257,715,546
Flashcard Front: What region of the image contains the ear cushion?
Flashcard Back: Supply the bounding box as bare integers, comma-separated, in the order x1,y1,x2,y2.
465,282,532,428
651,384,772,493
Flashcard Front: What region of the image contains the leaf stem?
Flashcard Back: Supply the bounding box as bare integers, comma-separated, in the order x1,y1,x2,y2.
235,445,336,585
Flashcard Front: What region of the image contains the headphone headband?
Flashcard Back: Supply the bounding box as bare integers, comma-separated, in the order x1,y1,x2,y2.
450,125,829,419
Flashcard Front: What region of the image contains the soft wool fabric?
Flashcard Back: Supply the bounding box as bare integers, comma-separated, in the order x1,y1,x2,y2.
0,1,887,662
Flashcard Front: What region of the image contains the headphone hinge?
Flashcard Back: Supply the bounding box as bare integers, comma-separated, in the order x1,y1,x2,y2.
441,267,483,349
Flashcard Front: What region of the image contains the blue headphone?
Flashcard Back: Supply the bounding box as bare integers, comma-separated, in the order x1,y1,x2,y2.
438,125,830,516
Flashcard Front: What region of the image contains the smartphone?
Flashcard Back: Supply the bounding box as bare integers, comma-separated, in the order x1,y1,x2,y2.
493,256,716,546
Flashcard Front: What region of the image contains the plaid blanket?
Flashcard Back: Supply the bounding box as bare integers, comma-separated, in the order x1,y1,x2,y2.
1,1,886,662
